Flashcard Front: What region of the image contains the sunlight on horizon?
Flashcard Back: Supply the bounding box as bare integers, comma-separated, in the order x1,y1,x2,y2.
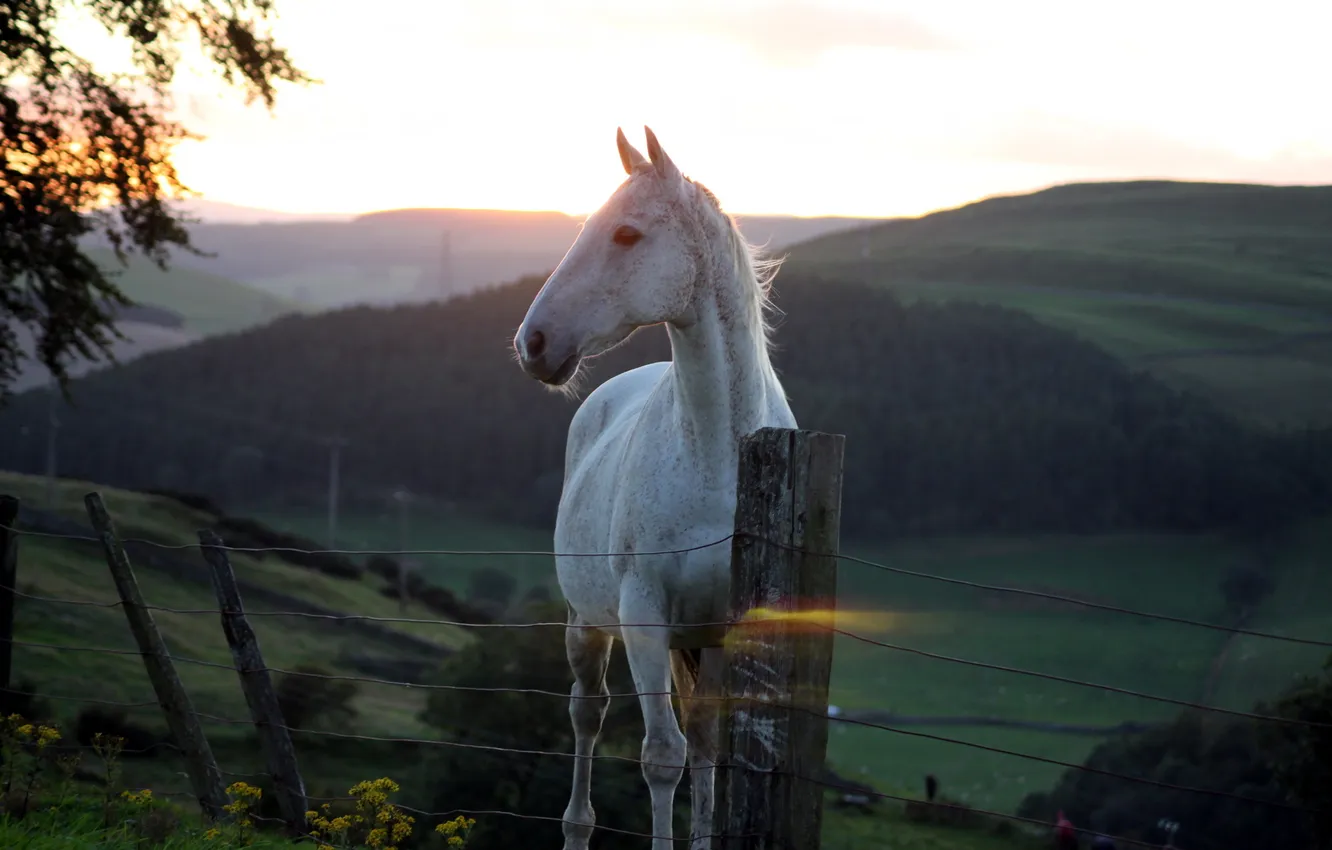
54,0,1332,218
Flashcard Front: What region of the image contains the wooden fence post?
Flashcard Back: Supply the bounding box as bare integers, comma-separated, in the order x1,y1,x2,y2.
84,492,229,821
712,427,845,850
198,529,309,835
0,496,18,705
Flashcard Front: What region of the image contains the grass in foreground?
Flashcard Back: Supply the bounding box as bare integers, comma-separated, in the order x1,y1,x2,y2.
0,714,477,850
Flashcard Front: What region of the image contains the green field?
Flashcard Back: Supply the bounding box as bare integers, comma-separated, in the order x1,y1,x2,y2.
89,248,300,336
264,501,1332,816
786,181,1332,428
1,473,1051,848
14,474,1327,846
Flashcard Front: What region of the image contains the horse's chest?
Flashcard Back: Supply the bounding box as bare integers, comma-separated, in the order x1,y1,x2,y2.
556,442,736,628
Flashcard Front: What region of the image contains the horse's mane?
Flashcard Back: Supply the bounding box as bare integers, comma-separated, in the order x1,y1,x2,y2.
686,177,783,358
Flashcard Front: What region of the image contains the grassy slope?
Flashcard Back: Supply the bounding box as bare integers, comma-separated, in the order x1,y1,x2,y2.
1,471,471,743
265,504,1332,815
786,181,1332,427
0,475,1044,850
9,472,1324,845
89,248,300,336
0,808,298,850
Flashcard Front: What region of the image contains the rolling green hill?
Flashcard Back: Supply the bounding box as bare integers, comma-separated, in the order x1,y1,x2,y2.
786,180,1332,427
0,470,470,738
90,248,300,335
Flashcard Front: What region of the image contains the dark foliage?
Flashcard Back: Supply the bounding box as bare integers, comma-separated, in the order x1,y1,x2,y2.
370,556,494,624
143,487,227,517
1219,561,1276,623
0,678,49,721
211,514,362,579
1263,655,1332,849
273,664,358,732
1017,657,1332,850
1,272,1330,539
72,707,161,759
0,0,310,402
467,566,518,612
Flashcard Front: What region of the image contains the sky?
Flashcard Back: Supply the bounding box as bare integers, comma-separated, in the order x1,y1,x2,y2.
58,0,1332,218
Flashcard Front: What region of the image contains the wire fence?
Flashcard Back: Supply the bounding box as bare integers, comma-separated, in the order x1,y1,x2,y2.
0,518,1326,850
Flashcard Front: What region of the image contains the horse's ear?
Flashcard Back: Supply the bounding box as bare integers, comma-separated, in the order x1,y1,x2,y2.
644,126,681,181
617,127,648,176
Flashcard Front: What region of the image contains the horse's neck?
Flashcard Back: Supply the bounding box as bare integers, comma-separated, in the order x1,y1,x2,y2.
664,238,775,465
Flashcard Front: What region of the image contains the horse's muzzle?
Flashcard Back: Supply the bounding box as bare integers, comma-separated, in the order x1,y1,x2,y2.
530,351,581,386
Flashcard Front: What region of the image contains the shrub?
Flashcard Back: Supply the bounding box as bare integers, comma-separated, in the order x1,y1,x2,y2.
0,679,51,723
213,515,362,579
1219,560,1276,622
274,664,359,732
73,707,160,760
465,567,516,613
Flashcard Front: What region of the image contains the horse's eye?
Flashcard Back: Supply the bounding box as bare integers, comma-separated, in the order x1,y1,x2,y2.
612,225,643,247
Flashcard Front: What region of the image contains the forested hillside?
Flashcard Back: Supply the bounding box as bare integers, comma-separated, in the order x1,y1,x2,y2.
785,181,1332,427
2,271,1329,538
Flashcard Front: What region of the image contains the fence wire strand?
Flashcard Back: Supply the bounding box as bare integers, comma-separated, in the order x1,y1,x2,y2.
6,521,1330,648
5,632,1326,730
2,516,1327,846
7,640,1325,816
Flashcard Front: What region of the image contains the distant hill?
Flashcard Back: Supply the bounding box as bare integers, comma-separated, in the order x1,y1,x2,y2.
785,180,1332,427
151,208,880,309
89,248,300,336
2,270,1328,540
173,197,358,224
5,250,300,392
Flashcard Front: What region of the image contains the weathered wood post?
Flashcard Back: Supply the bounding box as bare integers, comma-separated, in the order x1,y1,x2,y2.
198,529,309,835
84,492,229,821
713,428,845,850
0,496,18,704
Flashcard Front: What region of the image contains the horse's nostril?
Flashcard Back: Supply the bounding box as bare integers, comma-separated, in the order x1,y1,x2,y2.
526,329,547,360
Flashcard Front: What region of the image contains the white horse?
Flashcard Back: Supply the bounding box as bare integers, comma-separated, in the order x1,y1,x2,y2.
513,127,797,850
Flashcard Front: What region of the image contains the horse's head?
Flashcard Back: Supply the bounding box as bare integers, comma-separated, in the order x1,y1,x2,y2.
514,126,704,388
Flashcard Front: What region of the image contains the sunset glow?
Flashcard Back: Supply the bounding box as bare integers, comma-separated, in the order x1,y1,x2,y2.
56,0,1332,218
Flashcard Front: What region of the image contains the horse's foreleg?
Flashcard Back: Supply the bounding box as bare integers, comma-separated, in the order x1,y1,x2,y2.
562,616,613,850
621,603,687,850
685,647,723,850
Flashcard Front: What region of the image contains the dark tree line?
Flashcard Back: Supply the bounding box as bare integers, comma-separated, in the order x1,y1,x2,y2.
1018,654,1332,850
1,270,1329,539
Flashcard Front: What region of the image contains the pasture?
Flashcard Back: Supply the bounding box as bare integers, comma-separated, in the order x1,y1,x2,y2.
268,502,1332,814
0,477,1051,849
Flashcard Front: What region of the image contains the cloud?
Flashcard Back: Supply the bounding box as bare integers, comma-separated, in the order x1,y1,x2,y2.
950,111,1332,184
456,1,953,65
676,2,954,64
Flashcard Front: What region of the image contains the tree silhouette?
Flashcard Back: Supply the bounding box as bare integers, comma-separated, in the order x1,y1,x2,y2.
0,0,311,401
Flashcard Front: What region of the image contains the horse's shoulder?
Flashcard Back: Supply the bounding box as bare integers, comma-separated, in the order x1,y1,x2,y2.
566,361,672,464
572,362,670,427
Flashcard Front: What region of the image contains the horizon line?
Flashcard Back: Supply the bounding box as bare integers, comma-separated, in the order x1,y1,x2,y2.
178,175,1332,225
